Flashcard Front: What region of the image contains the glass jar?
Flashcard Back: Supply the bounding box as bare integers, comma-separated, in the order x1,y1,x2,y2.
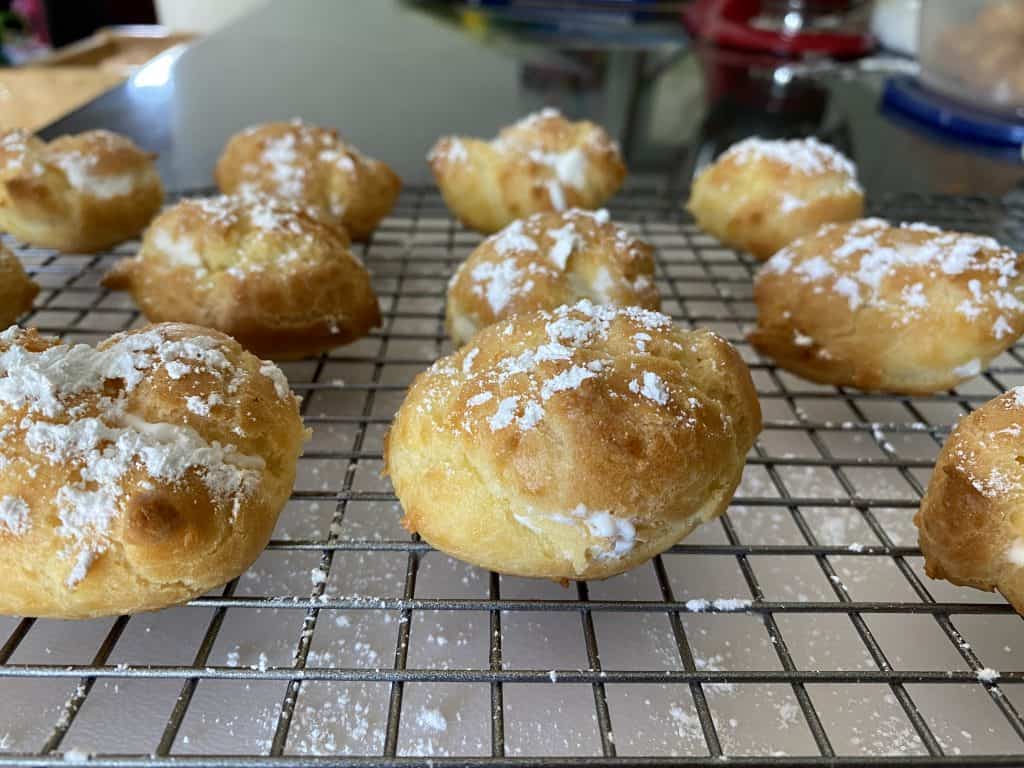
918,0,1024,115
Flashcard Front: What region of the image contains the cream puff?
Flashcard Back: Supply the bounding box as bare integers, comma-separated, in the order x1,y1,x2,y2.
750,219,1024,394
687,136,864,260
916,387,1024,614
385,300,761,581
429,108,626,234
103,193,381,360
0,129,163,252
0,323,307,619
0,244,38,327
446,208,659,345
215,119,401,241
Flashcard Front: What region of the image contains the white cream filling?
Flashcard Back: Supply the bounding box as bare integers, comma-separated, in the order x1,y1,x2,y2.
53,154,141,199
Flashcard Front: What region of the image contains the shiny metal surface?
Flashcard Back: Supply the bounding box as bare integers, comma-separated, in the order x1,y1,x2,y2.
38,0,1024,197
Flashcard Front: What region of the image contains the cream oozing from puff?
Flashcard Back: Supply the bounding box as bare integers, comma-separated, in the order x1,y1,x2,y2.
0,129,163,252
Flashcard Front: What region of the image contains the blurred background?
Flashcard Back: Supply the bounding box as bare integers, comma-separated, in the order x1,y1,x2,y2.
2,0,1023,196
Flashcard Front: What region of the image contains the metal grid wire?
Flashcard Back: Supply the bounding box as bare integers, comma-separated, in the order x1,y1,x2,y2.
1,185,1024,766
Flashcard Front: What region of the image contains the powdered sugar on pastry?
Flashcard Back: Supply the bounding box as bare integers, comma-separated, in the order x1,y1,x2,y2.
259,131,307,198
916,387,1024,614
429,108,625,233
469,260,540,314
447,209,659,344
629,371,670,405
453,300,680,440
764,219,1024,336
723,137,860,188
752,219,1024,393
0,496,29,536
950,388,1024,499
688,135,865,261
216,119,400,242
491,220,539,255
495,111,596,209
0,325,295,587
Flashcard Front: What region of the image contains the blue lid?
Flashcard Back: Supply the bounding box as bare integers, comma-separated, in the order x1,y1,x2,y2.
882,76,1024,151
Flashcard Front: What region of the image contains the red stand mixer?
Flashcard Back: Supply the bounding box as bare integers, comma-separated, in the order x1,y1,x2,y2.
682,0,873,58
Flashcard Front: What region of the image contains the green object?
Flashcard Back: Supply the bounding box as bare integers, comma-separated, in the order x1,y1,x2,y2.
0,10,27,66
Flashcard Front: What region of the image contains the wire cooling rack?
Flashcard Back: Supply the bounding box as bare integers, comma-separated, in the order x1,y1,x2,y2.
2,185,1024,766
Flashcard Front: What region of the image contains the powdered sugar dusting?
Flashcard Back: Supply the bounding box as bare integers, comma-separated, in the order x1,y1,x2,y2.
454,209,655,332
629,371,670,405
435,138,467,164
723,136,859,186
451,300,679,441
416,708,447,733
528,147,587,190
470,260,534,314
488,396,520,432
491,220,539,255
954,390,1024,499
1011,387,1024,408
976,667,1000,683
547,223,578,270
763,219,1024,341
489,108,616,212
0,327,268,587
259,361,292,400
0,496,29,536
261,132,305,198
230,121,371,221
